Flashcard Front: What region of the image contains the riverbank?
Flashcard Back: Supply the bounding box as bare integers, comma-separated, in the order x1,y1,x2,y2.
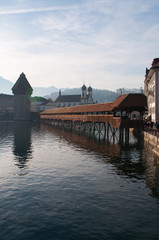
144,131,159,157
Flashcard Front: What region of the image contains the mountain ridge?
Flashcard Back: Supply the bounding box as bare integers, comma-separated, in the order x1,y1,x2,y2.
45,87,142,103
0,75,142,103
0,76,13,94
0,75,59,96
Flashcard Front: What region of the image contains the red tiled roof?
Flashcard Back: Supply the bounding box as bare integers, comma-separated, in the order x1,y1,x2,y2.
41,94,147,115
41,102,113,115
112,94,147,110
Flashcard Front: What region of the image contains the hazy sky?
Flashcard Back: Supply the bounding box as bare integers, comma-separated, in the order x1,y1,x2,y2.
0,0,158,90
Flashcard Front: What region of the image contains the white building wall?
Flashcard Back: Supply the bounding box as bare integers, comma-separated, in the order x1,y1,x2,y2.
156,71,159,123
146,71,159,123
146,72,156,122
144,59,159,123
150,73,155,122
57,102,80,107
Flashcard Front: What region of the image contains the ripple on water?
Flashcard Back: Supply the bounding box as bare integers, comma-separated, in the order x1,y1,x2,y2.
0,123,159,240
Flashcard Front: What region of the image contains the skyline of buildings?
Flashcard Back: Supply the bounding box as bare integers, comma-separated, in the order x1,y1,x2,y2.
2,56,159,123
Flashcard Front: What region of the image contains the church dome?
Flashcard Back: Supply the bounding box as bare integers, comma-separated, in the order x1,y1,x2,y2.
88,86,92,92
82,84,87,90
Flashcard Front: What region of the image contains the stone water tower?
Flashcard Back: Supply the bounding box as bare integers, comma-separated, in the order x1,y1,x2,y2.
12,73,33,121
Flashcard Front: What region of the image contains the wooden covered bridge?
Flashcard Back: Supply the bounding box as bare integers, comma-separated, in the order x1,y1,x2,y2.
40,94,147,142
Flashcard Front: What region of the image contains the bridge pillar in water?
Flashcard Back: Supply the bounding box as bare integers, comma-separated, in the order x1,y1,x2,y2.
125,128,129,143
12,73,33,121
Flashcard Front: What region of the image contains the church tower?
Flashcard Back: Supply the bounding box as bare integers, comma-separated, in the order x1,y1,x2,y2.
87,86,93,104
81,84,87,105
12,73,33,121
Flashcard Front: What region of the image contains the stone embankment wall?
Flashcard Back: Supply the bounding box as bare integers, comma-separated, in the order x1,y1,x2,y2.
144,131,159,157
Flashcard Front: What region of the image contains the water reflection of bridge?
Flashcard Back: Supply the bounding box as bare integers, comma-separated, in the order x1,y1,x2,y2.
40,94,147,143
41,123,159,198
41,124,145,178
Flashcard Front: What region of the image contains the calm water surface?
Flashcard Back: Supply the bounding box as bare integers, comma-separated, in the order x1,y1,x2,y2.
0,121,159,240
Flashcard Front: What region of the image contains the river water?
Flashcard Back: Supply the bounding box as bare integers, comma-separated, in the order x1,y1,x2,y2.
0,121,159,240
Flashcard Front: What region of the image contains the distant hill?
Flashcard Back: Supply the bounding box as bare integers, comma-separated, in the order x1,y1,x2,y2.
47,88,119,103
0,76,13,94
0,75,142,103
0,75,59,96
116,88,143,94
93,89,119,103
33,86,58,96
46,87,142,103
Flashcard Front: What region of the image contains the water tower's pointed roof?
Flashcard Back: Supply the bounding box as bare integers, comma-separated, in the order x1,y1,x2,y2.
12,72,33,95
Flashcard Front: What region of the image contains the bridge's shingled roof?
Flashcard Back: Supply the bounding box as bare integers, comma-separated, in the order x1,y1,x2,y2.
112,93,147,110
41,93,147,115
41,102,113,115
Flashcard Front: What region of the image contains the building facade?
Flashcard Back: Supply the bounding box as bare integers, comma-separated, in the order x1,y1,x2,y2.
0,94,14,119
55,84,93,108
31,97,57,112
144,58,159,122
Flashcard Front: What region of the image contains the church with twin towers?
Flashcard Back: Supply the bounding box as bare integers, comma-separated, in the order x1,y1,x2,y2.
55,84,93,108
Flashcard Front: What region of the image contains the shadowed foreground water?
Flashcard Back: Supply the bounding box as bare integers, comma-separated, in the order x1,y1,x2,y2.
0,121,159,240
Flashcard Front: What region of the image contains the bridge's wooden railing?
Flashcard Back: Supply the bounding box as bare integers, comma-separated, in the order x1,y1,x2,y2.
40,112,144,130
40,114,122,128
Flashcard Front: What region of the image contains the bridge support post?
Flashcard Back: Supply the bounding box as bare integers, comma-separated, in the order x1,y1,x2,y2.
119,127,124,143
103,123,106,140
107,123,110,141
125,128,129,143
